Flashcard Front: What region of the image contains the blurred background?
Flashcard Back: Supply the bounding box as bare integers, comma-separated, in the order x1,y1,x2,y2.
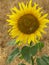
0,0,49,65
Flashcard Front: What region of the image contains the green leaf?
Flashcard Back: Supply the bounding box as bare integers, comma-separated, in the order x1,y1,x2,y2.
36,42,44,51
18,63,25,65
42,55,49,65
36,58,47,65
7,39,16,45
36,55,49,65
21,46,31,62
21,45,38,63
30,45,38,56
7,47,20,63
19,55,24,59
7,39,20,46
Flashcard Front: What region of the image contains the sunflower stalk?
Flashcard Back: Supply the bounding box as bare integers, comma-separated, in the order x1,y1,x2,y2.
31,56,34,65
30,41,34,65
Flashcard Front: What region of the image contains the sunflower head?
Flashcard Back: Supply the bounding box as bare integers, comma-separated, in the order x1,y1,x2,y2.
7,0,49,45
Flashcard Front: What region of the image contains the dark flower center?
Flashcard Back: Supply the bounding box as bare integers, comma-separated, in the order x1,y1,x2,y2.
17,14,39,34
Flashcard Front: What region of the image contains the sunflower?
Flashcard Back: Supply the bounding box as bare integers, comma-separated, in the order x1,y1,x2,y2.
7,0,49,45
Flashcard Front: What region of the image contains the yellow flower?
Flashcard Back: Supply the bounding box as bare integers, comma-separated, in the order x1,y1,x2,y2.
7,0,49,45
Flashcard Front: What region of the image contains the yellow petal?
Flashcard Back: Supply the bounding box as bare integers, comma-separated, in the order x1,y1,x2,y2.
9,29,20,38
43,19,49,23
33,3,38,10
40,14,48,20
40,25,47,29
39,11,43,17
19,3,22,11
21,2,26,9
30,34,35,43
16,34,25,43
40,29,46,34
36,31,42,38
28,37,31,44
23,35,28,44
37,7,42,12
12,7,20,13
28,0,32,7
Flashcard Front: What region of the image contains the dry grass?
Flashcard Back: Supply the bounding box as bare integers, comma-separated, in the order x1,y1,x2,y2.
0,0,49,65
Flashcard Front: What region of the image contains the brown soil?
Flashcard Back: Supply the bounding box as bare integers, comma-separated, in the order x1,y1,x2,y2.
0,0,49,65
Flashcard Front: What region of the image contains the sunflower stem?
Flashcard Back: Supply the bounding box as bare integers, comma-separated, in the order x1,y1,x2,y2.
31,56,34,65
30,41,34,65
